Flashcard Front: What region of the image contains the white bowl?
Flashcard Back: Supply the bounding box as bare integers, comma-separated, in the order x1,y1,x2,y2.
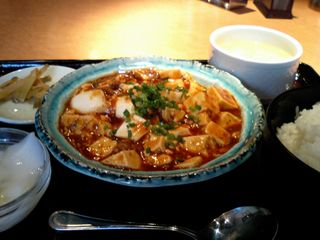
209,25,303,100
0,128,51,232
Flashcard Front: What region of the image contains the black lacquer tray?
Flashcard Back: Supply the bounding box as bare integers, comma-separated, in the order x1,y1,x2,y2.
0,59,319,240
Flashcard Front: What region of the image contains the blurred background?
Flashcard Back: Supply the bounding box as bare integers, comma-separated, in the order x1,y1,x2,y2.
0,0,319,73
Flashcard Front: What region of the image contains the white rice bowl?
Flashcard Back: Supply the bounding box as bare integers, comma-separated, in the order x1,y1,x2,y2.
277,102,320,172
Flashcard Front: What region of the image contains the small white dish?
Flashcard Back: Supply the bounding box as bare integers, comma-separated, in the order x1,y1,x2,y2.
0,65,75,125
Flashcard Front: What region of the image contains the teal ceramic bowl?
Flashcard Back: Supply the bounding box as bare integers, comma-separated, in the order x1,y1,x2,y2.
35,56,265,187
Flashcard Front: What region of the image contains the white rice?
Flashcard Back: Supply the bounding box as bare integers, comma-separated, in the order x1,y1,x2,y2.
276,102,320,172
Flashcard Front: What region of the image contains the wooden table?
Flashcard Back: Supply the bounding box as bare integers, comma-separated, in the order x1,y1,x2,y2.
0,0,319,73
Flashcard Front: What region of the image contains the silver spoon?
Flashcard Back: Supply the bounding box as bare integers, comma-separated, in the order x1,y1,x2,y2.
49,206,278,240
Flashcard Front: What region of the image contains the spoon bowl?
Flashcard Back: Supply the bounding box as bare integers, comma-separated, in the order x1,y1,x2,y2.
49,206,278,240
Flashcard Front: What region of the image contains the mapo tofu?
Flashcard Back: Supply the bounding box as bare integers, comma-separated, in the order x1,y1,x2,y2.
59,68,242,171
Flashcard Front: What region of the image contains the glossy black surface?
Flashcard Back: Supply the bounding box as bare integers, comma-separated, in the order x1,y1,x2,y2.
253,0,294,19
0,60,319,239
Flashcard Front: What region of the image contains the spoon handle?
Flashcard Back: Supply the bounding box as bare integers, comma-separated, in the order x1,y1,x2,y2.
49,210,198,239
